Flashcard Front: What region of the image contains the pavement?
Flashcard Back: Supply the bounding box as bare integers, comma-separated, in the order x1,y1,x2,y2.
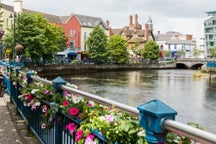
0,93,40,144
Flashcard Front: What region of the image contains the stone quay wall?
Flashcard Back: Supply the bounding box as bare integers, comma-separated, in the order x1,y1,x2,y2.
27,63,176,78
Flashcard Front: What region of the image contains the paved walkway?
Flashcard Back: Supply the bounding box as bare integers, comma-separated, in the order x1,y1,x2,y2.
0,94,40,144
0,94,23,144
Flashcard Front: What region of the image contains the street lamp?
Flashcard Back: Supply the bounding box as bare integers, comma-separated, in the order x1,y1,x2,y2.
9,12,17,62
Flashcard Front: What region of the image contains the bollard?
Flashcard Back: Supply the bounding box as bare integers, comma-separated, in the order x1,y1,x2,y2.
52,76,66,144
137,99,177,144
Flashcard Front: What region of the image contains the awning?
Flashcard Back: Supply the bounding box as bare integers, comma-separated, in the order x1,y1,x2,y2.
67,52,77,56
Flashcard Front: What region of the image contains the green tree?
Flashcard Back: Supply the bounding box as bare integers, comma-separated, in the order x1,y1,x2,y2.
107,34,129,64
85,25,108,64
3,12,67,63
209,47,216,58
193,48,200,58
142,40,159,61
163,50,171,58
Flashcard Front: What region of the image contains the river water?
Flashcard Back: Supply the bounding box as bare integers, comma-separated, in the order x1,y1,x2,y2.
63,69,216,134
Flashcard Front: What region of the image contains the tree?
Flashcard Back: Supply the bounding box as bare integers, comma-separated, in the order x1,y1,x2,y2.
107,34,129,64
3,12,67,63
193,48,200,58
142,40,159,61
85,25,108,64
209,47,216,58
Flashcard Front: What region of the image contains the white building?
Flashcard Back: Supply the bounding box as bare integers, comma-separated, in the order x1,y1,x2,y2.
155,31,196,59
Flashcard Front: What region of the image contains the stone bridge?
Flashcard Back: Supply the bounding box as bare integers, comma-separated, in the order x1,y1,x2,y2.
176,58,208,69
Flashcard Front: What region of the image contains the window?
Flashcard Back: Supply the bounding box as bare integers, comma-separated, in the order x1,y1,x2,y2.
70,41,75,48
84,32,87,50
69,29,76,37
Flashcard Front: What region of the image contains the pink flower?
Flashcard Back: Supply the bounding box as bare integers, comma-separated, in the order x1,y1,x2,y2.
24,93,33,100
105,115,115,122
44,90,49,95
62,100,69,107
65,123,76,133
42,105,47,113
86,134,94,140
87,103,93,107
75,130,83,142
31,104,37,110
49,92,53,95
85,134,96,144
70,107,79,116
63,91,69,97
41,123,46,129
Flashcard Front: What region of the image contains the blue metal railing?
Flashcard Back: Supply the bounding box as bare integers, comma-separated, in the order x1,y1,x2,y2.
1,64,216,144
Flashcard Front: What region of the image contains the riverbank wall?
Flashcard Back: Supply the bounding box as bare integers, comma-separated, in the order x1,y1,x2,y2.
27,63,176,78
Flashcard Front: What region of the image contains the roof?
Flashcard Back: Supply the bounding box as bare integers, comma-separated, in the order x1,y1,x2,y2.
128,35,146,43
166,39,195,45
2,3,63,23
74,14,109,29
1,3,108,28
154,32,195,45
1,3,14,12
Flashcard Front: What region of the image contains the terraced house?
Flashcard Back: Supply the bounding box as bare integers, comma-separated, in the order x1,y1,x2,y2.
1,0,109,60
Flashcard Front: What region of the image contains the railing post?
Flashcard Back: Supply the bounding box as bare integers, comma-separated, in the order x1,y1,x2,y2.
15,67,21,99
9,65,14,102
137,99,177,144
26,70,34,84
52,76,66,144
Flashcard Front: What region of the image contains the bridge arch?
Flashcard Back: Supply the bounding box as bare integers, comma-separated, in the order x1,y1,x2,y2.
176,62,205,69
190,63,204,70
176,63,189,69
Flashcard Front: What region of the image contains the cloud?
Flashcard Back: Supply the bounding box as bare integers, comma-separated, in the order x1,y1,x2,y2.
3,0,214,37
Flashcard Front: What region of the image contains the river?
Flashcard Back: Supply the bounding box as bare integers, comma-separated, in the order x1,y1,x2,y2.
62,69,216,134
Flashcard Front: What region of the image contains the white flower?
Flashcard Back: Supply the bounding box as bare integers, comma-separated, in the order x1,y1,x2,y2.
35,101,41,106
31,89,39,94
99,116,106,121
137,130,145,137
18,95,23,99
72,95,81,104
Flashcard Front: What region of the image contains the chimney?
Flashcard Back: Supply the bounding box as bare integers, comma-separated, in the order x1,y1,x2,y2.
135,14,138,25
145,23,149,40
129,15,133,26
106,20,112,37
14,0,23,13
186,34,192,40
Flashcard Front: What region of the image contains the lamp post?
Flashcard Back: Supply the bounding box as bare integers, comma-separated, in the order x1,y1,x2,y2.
0,30,4,60
9,12,17,62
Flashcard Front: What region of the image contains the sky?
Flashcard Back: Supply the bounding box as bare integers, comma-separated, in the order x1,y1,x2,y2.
3,0,216,38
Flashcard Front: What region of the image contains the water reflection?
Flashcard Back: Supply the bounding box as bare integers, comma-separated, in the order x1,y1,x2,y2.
63,69,216,133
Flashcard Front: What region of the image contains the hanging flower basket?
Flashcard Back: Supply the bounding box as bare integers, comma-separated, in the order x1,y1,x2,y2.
15,44,23,52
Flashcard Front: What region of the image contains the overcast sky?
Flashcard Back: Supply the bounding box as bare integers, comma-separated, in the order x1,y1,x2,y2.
3,0,216,37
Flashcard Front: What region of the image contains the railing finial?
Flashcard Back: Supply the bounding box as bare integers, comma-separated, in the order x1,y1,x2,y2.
137,99,177,143
52,76,66,93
